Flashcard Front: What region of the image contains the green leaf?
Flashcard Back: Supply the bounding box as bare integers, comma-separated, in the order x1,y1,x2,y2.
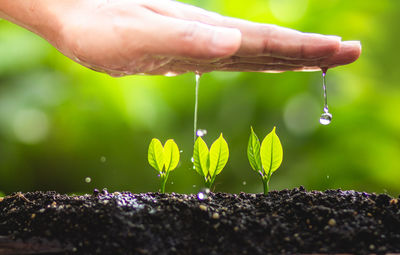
148,138,164,172
209,133,229,177
193,137,209,177
164,139,180,172
247,127,262,173
260,127,283,175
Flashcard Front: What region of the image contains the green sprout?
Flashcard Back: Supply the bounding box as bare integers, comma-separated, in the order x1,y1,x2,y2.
148,138,180,193
247,127,283,194
193,133,229,189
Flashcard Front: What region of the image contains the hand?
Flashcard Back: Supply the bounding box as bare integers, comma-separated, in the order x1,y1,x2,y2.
0,0,361,76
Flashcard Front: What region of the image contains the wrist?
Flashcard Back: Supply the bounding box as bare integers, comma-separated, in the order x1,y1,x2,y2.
0,0,70,47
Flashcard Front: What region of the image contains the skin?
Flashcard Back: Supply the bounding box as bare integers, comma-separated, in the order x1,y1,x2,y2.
0,0,361,77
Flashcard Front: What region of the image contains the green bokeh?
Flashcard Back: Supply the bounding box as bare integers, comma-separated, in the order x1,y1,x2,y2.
1,0,399,196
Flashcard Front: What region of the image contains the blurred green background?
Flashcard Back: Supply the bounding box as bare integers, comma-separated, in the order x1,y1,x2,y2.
1,0,399,196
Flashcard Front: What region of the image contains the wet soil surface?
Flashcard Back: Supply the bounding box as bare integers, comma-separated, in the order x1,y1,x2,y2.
0,187,400,255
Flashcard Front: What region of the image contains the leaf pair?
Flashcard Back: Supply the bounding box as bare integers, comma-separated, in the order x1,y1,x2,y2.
193,134,229,188
248,127,283,193
148,138,180,193
148,139,180,174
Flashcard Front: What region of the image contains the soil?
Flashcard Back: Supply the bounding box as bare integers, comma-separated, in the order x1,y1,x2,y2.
0,187,399,255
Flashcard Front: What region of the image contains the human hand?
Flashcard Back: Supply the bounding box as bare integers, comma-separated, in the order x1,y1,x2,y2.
0,0,361,76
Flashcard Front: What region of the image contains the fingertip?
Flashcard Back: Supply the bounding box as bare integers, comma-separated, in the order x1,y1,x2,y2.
336,40,361,64
342,40,362,57
320,40,362,68
210,27,242,57
304,34,341,59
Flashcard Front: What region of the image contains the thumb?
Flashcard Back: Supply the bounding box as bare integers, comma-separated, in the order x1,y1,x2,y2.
147,16,242,59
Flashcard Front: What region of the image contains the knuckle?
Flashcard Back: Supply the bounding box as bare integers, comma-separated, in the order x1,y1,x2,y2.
258,25,273,55
181,22,201,42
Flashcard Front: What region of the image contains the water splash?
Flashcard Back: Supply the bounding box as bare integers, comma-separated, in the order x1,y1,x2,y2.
197,188,210,200
196,129,207,137
319,69,332,125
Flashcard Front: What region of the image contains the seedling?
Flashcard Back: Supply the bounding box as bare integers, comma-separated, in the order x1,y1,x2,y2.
247,127,283,194
193,133,229,189
148,138,180,193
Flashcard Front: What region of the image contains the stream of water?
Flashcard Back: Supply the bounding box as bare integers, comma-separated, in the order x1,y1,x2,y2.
319,69,332,125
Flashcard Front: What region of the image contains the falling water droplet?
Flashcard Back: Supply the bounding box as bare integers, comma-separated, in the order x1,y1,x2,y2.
100,156,107,163
179,150,183,153
197,188,210,200
242,181,247,186
171,181,174,185
85,177,92,183
196,129,207,137
320,107,332,125
193,184,197,188
326,175,330,179
191,157,196,170
319,69,333,125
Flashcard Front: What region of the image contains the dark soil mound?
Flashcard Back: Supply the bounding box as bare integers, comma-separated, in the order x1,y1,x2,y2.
0,187,399,255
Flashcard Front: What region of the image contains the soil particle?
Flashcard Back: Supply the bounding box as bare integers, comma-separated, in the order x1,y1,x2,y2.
0,187,399,255
212,212,220,220
328,218,336,226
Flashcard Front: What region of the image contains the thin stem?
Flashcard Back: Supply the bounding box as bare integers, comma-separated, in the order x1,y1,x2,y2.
263,183,269,194
205,177,213,190
262,171,272,195
263,178,269,194
160,174,168,193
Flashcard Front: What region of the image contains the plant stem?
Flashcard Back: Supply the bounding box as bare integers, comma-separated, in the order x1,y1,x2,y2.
262,172,272,194
205,178,213,190
160,174,167,193
263,179,269,194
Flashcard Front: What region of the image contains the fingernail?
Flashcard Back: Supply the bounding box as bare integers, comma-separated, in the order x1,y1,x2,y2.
325,35,342,42
342,40,361,48
211,28,242,54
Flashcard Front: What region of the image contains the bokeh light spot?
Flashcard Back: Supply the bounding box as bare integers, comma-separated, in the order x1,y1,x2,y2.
269,0,308,23
13,109,49,144
284,93,319,136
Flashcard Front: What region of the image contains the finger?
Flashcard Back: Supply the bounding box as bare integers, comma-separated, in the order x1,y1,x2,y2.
143,0,341,60
143,12,242,59
263,40,361,68
319,41,361,68
210,40,361,68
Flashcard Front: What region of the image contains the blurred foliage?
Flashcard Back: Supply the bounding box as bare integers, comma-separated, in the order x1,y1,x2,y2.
0,0,399,196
